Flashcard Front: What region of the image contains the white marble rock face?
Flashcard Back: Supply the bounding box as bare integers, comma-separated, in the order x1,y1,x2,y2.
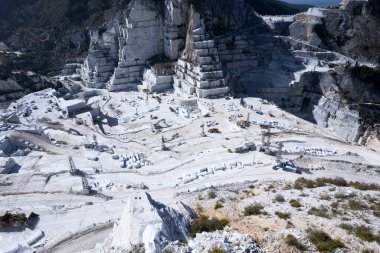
81,0,229,98
101,192,189,253
78,0,379,142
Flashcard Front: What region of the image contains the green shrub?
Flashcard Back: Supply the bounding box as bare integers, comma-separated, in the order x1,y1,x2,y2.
361,249,375,253
244,203,264,216
291,177,380,191
275,211,291,220
214,202,224,210
321,177,380,191
274,194,285,202
307,229,345,252
349,181,380,191
331,201,339,209
339,224,378,243
334,192,346,199
285,234,307,250
209,247,227,253
339,223,354,233
286,220,294,228
289,199,302,208
208,191,217,199
348,200,367,210
370,202,380,217
294,177,316,189
196,203,204,214
354,225,375,242
320,194,331,201
320,177,348,187
315,178,327,187
308,206,331,219
189,215,229,237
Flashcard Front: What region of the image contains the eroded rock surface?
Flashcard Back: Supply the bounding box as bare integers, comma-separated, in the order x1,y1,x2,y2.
100,192,190,253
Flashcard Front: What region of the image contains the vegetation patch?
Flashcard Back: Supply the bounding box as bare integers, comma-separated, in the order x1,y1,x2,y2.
214,201,224,210
339,224,379,243
348,200,367,211
274,194,285,203
354,225,376,242
371,202,380,217
209,247,227,253
294,177,319,189
189,215,229,238
292,177,380,191
320,194,331,201
307,229,345,252
244,203,264,216
362,249,375,253
285,234,307,251
339,223,354,233
308,206,331,219
289,199,302,208
275,211,291,220
208,191,217,199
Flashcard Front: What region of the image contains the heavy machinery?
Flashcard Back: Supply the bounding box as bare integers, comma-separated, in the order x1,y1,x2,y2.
273,160,302,174
208,128,221,133
236,120,250,128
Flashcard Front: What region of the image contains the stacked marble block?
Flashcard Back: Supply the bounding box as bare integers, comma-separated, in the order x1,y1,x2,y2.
107,0,164,92
174,28,229,98
141,69,173,93
81,31,118,88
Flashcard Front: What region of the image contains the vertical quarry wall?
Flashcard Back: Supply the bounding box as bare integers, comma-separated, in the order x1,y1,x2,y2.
78,0,380,143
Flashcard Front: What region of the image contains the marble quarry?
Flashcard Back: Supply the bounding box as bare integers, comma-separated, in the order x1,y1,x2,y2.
78,0,380,142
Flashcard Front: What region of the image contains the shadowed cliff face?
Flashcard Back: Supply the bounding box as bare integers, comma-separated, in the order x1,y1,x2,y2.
0,0,305,76
0,0,133,75
289,1,380,63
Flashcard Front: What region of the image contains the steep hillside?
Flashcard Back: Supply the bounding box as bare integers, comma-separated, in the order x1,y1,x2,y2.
0,0,310,76
0,0,133,74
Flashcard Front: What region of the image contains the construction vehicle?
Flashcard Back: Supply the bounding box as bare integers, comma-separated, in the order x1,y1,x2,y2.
153,119,168,130
208,128,221,134
0,211,40,230
273,160,302,174
236,120,250,128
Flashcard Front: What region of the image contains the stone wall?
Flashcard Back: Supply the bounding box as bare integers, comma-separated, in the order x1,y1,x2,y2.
81,28,119,89
173,7,229,98
107,0,165,91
